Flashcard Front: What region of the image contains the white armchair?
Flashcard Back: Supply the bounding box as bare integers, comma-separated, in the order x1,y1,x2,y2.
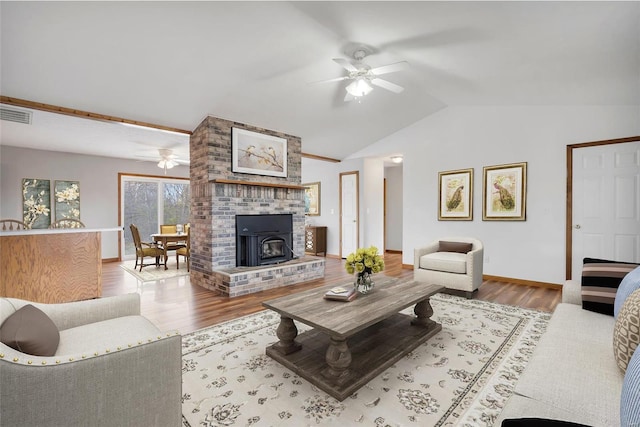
0,294,182,427
414,237,484,298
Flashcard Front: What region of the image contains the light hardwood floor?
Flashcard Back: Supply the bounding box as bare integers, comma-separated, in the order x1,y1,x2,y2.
103,252,561,334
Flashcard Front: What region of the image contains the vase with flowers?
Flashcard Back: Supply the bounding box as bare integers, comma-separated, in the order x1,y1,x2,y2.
345,246,385,294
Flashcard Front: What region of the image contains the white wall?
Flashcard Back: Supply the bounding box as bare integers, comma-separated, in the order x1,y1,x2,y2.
362,157,384,250
354,105,640,284
0,146,189,259
385,165,403,251
302,157,379,257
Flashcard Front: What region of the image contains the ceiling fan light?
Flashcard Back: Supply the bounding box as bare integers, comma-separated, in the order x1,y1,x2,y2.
157,160,176,169
346,78,373,97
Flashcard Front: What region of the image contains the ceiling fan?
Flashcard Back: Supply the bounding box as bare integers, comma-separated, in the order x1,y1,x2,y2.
136,148,189,174
316,47,409,102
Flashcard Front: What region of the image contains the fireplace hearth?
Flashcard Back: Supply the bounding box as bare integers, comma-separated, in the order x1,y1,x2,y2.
236,214,293,267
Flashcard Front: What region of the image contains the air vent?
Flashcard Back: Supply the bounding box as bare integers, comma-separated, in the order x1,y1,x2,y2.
0,107,32,125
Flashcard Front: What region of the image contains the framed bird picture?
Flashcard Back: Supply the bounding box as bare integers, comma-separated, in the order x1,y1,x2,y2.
438,168,473,220
482,162,527,221
231,127,288,178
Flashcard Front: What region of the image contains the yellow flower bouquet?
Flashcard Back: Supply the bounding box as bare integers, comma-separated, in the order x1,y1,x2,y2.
345,246,384,293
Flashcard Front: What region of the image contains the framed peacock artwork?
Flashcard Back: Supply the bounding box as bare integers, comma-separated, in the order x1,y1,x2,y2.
482,162,527,221
438,168,473,220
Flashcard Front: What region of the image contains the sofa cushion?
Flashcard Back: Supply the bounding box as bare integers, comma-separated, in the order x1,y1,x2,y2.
56,315,161,356
581,258,639,316
0,304,60,356
621,347,640,427
420,252,467,274
614,288,640,372
513,303,622,426
438,240,472,254
615,266,640,319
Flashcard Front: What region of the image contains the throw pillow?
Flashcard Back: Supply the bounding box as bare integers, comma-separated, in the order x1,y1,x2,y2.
581,258,639,316
439,241,473,254
621,346,640,427
615,266,640,319
614,288,640,372
0,304,60,356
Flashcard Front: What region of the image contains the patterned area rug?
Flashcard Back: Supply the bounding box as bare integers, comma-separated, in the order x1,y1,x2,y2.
120,261,189,282
181,293,550,427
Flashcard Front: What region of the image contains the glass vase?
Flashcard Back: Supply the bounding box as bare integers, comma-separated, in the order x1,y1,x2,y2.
354,271,375,294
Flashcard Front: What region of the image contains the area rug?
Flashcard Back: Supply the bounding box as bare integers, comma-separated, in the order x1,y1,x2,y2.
181,293,551,427
120,261,189,282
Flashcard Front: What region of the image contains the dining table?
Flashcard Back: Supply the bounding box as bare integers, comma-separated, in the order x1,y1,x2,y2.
150,233,188,270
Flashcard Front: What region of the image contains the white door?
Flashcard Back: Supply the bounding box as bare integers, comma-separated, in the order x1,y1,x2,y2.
572,141,640,279
340,172,359,258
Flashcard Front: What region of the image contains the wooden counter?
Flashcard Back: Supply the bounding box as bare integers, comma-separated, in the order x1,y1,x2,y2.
0,228,119,303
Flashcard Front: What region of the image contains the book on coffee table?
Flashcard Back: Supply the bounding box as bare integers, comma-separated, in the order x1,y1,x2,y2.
324,286,357,302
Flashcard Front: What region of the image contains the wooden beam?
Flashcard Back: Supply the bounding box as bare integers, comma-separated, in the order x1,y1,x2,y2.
0,96,192,135
301,152,341,163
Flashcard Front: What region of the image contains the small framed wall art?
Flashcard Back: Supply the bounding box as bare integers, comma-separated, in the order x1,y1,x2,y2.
231,127,287,178
482,162,527,221
303,182,321,216
438,168,473,220
54,180,81,222
22,178,51,229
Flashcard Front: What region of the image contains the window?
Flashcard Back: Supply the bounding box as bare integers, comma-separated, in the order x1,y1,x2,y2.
120,174,190,258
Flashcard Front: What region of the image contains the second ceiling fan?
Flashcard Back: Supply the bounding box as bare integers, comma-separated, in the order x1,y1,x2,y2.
318,47,409,102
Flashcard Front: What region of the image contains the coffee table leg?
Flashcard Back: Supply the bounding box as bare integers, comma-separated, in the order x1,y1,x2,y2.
411,298,437,328
272,316,302,355
324,337,352,380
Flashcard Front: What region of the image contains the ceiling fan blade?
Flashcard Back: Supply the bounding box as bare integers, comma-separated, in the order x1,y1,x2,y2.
175,159,190,165
370,78,404,94
309,76,349,85
333,58,358,73
370,61,409,76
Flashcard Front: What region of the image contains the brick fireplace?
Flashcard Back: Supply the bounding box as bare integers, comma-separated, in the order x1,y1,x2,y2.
189,116,325,297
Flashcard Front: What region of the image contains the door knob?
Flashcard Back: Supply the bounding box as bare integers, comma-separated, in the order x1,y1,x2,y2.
575,224,581,229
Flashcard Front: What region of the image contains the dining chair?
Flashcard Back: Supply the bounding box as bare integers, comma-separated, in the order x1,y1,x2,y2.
159,224,186,252
130,224,165,271
0,219,29,231
49,218,85,229
176,226,191,271
160,224,177,234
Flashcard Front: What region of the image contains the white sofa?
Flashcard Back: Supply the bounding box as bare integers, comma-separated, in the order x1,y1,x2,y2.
0,294,182,427
496,279,624,426
414,237,484,298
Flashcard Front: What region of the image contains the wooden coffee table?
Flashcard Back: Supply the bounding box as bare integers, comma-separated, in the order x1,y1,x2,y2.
262,277,443,401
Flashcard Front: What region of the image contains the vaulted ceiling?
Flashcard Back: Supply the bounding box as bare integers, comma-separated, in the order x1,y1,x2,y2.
1,1,638,164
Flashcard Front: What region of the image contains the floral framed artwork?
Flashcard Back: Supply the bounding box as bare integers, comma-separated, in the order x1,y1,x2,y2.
54,180,81,221
438,168,473,220
22,178,51,229
231,127,287,178
483,162,527,221
303,182,321,216
438,169,473,221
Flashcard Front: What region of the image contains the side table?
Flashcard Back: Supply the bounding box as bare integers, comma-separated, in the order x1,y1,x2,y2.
305,226,327,256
